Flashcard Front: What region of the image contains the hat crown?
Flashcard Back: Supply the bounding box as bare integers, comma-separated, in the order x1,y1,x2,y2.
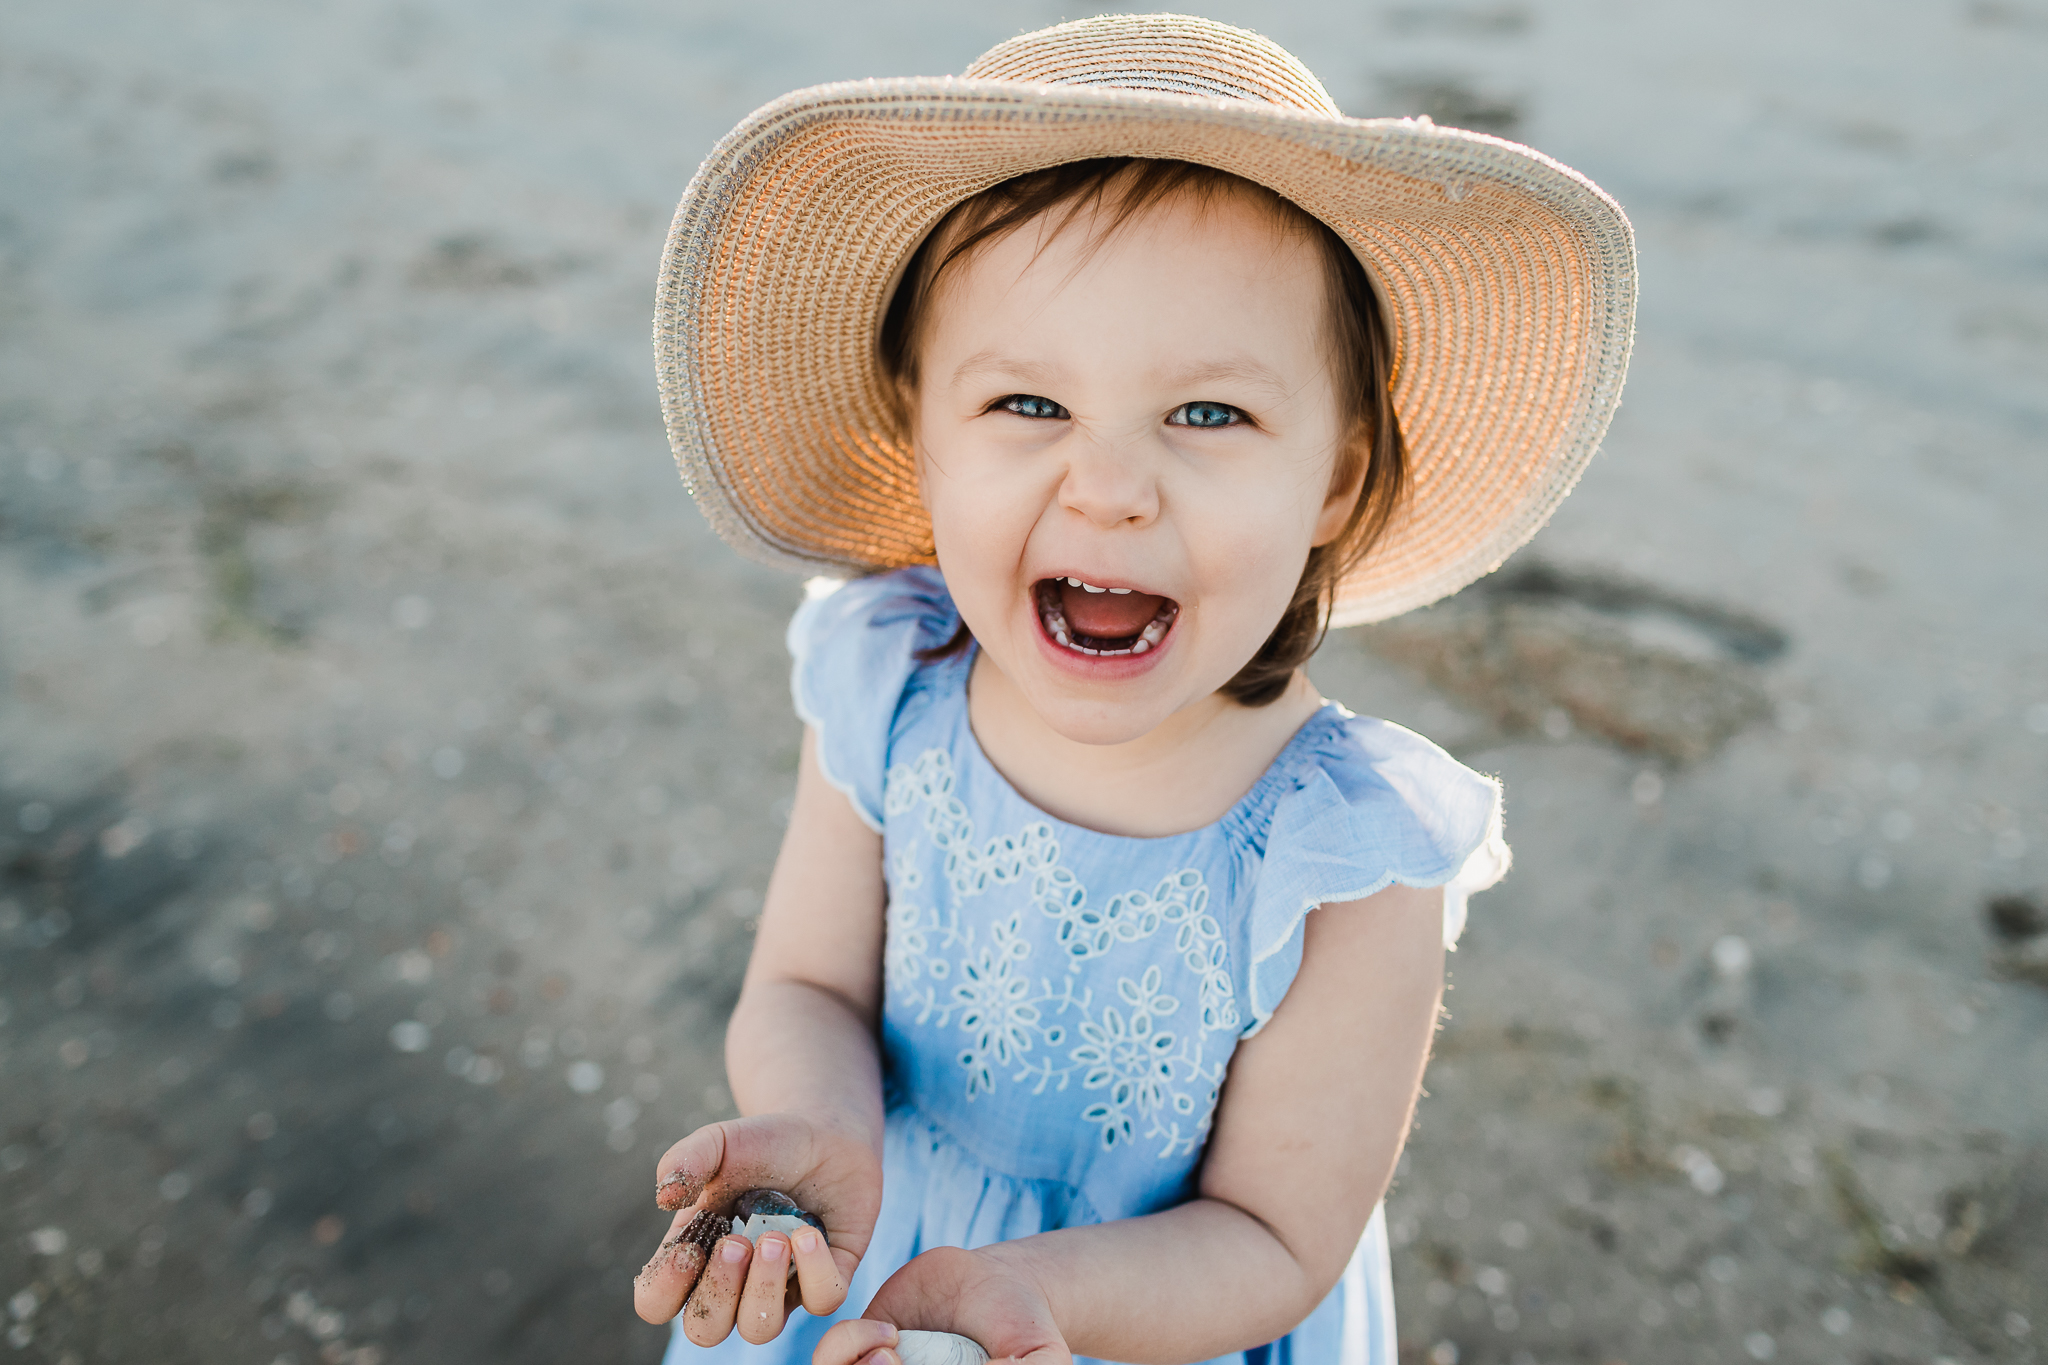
961,13,1342,117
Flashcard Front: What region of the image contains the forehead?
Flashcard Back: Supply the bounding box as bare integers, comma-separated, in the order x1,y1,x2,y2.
924,185,1330,345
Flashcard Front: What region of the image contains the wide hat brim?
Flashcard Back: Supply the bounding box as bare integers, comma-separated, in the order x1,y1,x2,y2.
655,73,1635,627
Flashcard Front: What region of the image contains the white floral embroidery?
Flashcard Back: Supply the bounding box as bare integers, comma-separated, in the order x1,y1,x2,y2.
953,914,1038,1097
886,750,1238,1032
1062,871,1239,1033
883,749,1237,1156
1069,968,1227,1155
888,844,923,891
1072,967,1176,1146
884,897,963,1000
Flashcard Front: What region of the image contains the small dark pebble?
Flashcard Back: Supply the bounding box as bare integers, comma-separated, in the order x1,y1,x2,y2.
1986,894,2046,943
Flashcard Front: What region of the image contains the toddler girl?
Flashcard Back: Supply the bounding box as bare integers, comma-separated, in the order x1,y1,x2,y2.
634,15,1633,1365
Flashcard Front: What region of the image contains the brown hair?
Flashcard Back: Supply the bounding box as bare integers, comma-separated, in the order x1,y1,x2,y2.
879,158,1406,707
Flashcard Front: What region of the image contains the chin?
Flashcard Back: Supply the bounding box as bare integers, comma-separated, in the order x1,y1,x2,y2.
1023,686,1189,748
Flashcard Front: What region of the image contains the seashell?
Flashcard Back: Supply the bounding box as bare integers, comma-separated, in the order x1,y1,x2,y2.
895,1330,991,1365
727,1189,830,1282
729,1188,828,1246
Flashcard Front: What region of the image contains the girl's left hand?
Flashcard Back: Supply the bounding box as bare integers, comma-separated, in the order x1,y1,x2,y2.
813,1246,1069,1365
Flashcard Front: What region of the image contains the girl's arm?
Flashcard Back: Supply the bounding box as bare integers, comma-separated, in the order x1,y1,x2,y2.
635,728,890,1342
728,725,888,1145
821,880,1447,1365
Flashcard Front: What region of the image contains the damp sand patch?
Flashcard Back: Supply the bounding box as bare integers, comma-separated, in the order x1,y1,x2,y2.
1361,562,1789,763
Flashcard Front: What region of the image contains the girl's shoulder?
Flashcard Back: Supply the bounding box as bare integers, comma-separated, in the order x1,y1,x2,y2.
1241,705,1511,1031
787,565,957,655
787,567,959,830
1277,707,1505,871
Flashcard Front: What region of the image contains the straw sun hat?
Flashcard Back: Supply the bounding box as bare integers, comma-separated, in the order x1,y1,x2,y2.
654,12,1635,626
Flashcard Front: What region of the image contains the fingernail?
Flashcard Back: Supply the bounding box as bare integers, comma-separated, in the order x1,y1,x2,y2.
720,1238,747,1263
655,1169,694,1210
793,1229,821,1255
760,1237,786,1262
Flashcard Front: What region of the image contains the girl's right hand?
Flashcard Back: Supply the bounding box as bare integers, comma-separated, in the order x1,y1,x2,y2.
634,1112,882,1343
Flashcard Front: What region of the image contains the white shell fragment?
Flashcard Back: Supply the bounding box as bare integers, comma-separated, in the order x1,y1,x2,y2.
729,1189,825,1248
895,1330,991,1365
730,1211,812,1243
726,1191,827,1282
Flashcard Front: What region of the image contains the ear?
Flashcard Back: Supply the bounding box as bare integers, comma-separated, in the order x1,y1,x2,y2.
1310,436,1370,548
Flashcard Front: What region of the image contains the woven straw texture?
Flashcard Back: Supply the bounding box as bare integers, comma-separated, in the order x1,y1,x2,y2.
654,13,1636,626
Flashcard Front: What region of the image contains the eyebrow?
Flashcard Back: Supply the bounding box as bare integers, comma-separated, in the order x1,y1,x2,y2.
1157,358,1295,405
948,351,1064,390
948,351,1297,405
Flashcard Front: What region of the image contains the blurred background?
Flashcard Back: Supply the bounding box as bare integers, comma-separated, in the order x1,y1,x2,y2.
1,1,2043,1362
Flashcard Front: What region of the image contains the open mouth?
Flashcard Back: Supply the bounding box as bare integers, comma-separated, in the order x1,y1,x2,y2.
1034,576,1179,657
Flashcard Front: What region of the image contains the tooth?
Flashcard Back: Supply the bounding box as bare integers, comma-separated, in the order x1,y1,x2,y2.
1082,582,1105,593
1108,588,1132,595
1065,577,1081,587
1133,639,1150,653
1055,630,1070,645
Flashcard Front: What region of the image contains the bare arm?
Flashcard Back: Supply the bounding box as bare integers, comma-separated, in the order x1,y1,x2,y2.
822,881,1446,1365
726,726,890,1146
636,728,891,1342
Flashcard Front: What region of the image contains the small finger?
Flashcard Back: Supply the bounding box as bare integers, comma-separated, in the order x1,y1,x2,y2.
682,1235,752,1346
655,1124,729,1211
632,1235,704,1324
816,1318,899,1365
790,1224,849,1316
632,1209,716,1324
736,1233,792,1343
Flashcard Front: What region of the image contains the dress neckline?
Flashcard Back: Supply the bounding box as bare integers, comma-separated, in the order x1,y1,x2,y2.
937,647,1347,847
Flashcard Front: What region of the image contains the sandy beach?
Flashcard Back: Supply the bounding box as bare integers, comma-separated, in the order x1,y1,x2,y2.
1,1,2043,1362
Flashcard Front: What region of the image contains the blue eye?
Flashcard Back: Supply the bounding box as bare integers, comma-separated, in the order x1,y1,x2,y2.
1171,401,1242,428
1000,394,1069,420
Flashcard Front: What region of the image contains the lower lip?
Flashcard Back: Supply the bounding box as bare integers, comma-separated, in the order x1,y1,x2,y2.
1031,598,1176,679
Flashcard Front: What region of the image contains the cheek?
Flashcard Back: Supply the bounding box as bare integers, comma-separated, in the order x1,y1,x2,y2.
1198,531,1310,652
919,446,1042,601
1177,475,1323,605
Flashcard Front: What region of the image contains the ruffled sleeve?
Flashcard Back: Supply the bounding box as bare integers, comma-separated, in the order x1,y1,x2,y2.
1242,712,1510,1034
787,566,959,832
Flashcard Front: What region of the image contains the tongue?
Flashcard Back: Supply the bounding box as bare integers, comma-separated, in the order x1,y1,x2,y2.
1060,583,1165,640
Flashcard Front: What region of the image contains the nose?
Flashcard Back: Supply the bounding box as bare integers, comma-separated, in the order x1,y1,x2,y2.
1057,435,1158,530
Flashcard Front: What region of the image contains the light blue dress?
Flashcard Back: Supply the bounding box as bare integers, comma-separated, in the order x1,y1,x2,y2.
667,568,1509,1365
